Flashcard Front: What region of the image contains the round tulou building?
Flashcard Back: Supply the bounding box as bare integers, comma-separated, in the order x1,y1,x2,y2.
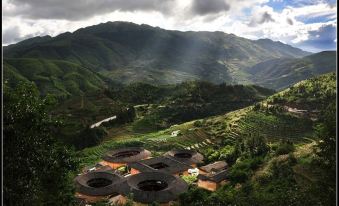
116,171,188,206
164,149,204,167
101,147,151,169
74,171,123,203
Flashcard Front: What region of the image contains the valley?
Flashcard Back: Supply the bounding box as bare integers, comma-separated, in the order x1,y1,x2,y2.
3,21,336,206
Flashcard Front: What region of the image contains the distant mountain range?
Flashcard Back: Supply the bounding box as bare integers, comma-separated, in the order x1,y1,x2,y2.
245,51,337,90
3,21,336,97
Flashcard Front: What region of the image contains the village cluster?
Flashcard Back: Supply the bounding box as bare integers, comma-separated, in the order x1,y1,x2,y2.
75,147,229,205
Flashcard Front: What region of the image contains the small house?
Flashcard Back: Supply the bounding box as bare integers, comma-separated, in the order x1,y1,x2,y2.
199,161,228,174
197,170,229,191
197,161,229,191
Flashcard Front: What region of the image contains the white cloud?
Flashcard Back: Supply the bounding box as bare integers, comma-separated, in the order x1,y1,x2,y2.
286,3,337,19
220,3,336,48
2,0,337,52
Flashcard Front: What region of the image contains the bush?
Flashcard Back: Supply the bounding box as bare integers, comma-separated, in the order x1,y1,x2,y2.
182,175,197,185
228,169,249,183
228,157,264,184
72,127,107,150
269,155,296,179
255,172,273,185
179,187,211,206
219,145,239,165
193,120,203,127
275,141,294,156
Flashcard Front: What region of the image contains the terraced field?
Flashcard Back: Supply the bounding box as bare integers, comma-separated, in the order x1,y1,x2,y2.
232,111,313,142
78,121,214,167
79,101,316,169
202,104,314,141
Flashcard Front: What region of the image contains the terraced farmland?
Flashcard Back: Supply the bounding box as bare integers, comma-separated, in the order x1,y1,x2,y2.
79,102,316,169
79,124,214,167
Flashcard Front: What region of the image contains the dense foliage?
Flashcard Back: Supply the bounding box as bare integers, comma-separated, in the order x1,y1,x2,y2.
3,58,111,98
3,82,79,205
127,82,273,132
268,72,336,110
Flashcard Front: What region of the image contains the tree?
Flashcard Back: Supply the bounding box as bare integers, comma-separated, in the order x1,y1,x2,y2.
3,82,79,205
315,102,336,170
313,102,336,205
244,134,269,157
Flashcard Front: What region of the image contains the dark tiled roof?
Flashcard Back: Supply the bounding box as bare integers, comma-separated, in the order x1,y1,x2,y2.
164,149,204,165
197,169,228,183
199,161,228,173
116,172,188,204
74,171,123,196
102,147,151,163
95,165,115,172
129,156,192,174
129,162,156,172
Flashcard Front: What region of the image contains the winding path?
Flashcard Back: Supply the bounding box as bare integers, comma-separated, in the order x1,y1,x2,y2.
90,115,117,128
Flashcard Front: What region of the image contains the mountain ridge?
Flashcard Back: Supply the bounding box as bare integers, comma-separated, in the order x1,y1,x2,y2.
4,21,313,88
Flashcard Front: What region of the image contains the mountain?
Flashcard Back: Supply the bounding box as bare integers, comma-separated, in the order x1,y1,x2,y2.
4,21,311,87
246,51,337,90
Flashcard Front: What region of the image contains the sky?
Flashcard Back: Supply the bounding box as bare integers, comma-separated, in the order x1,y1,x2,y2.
2,0,337,52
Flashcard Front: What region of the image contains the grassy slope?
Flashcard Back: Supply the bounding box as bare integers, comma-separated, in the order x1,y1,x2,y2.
3,58,108,98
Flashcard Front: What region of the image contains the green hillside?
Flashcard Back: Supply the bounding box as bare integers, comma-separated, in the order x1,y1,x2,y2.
79,73,335,165
78,73,336,205
53,81,274,149
3,58,109,98
246,51,336,90
4,21,310,86
267,72,336,109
